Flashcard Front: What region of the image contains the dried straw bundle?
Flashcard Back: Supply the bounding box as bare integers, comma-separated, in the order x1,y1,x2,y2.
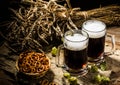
70,5,120,27
0,0,120,53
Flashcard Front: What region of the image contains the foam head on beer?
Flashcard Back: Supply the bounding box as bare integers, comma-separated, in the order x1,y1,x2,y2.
64,33,88,51
82,20,106,38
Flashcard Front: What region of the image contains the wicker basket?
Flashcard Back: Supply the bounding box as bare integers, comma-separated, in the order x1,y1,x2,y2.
16,52,51,78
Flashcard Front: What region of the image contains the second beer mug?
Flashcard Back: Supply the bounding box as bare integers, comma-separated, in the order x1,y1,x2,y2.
82,20,115,63
56,29,89,76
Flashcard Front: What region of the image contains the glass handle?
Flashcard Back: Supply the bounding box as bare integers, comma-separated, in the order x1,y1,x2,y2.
106,33,116,55
55,44,64,67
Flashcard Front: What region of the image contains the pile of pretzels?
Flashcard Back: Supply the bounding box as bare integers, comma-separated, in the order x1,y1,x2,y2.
17,51,50,76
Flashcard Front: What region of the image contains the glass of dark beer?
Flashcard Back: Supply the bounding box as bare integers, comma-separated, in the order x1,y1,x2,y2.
56,29,89,76
82,20,115,63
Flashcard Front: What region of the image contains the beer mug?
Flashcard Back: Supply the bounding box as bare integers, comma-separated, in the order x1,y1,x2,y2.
56,29,89,76
82,20,115,63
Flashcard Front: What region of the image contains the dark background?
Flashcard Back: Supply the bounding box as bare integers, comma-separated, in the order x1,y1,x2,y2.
70,0,120,10
0,0,120,17
1,0,120,9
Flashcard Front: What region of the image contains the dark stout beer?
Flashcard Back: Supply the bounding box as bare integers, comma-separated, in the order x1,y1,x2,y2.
82,20,106,61
88,36,105,59
64,30,88,72
64,48,87,70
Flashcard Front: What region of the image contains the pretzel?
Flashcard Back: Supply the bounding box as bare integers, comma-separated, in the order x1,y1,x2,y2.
43,65,50,71
41,79,49,85
40,57,49,65
36,65,44,73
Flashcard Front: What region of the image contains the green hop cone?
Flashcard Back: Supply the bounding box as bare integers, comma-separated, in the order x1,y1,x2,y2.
91,65,98,73
94,74,102,83
100,62,106,71
63,72,71,79
51,46,58,56
101,76,110,83
68,76,77,85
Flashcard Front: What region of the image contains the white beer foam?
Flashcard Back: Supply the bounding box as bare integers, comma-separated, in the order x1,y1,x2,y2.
82,20,106,38
64,33,88,50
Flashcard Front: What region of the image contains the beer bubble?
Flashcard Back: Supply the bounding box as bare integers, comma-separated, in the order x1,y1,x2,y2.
82,20,106,38
64,33,88,51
